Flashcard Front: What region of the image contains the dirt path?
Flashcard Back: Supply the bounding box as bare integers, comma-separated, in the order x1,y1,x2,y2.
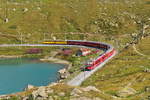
133,44,146,56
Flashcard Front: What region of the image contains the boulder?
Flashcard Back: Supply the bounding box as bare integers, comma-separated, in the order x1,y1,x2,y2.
71,88,82,97
82,86,101,92
70,97,92,100
22,96,29,100
23,8,28,12
58,68,69,79
144,68,150,73
145,86,150,92
32,86,48,99
117,87,136,97
60,73,69,79
53,95,59,100
146,95,150,99
58,92,65,96
93,97,102,100
58,68,67,74
46,88,54,94
12,8,16,11
48,96,54,100
4,18,9,23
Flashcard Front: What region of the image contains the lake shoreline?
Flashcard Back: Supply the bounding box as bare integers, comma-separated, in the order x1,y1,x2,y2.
0,54,72,97
0,55,23,58
0,56,68,97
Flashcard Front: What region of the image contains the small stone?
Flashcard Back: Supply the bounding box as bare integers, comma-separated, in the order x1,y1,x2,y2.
12,8,16,11
37,7,41,10
58,68,66,74
147,96,150,100
22,96,28,100
23,8,28,12
71,88,82,96
36,97,43,100
46,89,54,94
48,96,54,100
112,96,118,99
93,97,102,100
82,86,101,92
144,68,150,73
53,36,56,40
38,87,48,97
70,97,92,100
4,18,9,23
145,86,150,92
53,96,59,99
58,92,65,96
117,87,136,97
32,86,48,99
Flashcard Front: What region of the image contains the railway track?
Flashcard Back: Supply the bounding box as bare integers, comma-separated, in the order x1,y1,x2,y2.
0,40,117,86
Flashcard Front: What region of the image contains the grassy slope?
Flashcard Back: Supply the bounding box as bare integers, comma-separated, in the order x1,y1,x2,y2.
0,0,150,43
5,37,149,100
0,0,149,55
0,0,150,99
82,36,150,100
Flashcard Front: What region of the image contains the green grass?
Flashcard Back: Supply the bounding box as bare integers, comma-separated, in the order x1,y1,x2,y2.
0,0,149,55
82,36,150,100
0,0,150,44
0,0,150,99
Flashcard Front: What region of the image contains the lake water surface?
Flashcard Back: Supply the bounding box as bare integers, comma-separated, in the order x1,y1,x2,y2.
0,58,64,95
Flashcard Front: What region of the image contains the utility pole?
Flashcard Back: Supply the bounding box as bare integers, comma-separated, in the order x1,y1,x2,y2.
17,27,23,45
43,32,46,41
4,0,8,23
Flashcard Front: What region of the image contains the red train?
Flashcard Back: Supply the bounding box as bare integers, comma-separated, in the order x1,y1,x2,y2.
84,48,115,70
43,40,116,70
67,41,108,49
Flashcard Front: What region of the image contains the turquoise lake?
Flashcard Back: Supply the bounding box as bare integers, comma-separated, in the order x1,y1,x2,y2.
0,58,64,95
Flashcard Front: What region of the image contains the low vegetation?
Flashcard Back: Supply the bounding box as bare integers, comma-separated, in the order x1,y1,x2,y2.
0,0,150,44
2,36,149,100
0,0,150,100
82,36,150,100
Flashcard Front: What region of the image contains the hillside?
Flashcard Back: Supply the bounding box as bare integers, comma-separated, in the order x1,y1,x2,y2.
0,0,150,44
0,0,150,100
0,36,149,100
82,36,150,100
0,0,149,56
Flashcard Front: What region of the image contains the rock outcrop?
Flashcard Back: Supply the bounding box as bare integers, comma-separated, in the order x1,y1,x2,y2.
117,87,137,97
82,86,101,92
71,88,83,97
32,86,48,99
58,68,70,79
70,97,102,100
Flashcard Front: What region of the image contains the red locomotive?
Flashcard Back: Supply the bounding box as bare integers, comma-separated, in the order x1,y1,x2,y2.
84,49,115,70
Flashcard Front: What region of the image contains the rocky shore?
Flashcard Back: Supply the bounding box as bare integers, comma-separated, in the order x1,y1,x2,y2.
0,83,103,100
40,56,72,80
0,54,73,98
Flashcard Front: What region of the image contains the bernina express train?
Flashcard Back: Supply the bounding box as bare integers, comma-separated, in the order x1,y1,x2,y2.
84,48,115,70
43,40,115,70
